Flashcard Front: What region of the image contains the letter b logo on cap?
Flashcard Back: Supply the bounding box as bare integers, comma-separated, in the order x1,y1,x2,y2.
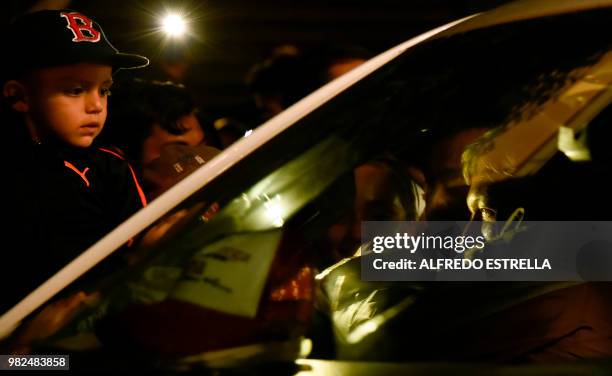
60,12,101,43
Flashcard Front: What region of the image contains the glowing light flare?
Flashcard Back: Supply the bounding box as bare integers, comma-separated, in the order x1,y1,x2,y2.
263,195,285,227
161,14,187,37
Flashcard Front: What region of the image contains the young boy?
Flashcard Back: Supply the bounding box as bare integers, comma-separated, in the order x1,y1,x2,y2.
1,9,149,313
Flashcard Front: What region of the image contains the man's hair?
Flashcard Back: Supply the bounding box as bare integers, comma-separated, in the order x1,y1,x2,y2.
245,45,311,109
100,79,198,162
246,43,372,109
461,127,510,185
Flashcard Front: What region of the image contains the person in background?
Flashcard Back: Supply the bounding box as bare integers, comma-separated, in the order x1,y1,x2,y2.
245,44,307,121
101,80,199,160
306,43,372,83
99,79,222,197
246,43,371,122
214,42,372,148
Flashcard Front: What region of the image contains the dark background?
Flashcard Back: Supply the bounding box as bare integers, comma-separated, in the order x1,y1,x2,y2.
2,0,511,120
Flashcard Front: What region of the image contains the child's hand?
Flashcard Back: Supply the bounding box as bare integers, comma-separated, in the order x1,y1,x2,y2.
11,291,100,354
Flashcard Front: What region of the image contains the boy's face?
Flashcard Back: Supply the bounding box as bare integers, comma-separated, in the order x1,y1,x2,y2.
24,63,113,148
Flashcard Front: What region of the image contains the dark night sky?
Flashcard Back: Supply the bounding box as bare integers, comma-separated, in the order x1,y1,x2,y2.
3,0,512,119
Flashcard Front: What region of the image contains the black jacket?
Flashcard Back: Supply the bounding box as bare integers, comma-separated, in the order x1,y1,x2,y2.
2,140,147,312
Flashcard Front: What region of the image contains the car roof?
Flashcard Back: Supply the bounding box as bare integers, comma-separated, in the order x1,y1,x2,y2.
439,0,612,38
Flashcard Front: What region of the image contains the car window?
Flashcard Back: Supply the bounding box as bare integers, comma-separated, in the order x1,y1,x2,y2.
124,6,612,267
16,6,611,353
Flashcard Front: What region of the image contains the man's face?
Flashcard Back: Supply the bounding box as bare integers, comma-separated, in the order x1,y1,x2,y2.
25,63,113,148
424,128,489,221
141,112,205,165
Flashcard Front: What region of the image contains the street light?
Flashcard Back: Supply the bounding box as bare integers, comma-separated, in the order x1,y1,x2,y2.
161,13,187,37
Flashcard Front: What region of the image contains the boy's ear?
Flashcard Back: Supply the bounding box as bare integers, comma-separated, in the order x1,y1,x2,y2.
2,80,29,112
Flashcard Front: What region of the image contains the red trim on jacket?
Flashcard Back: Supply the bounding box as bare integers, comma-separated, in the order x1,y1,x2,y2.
98,147,148,208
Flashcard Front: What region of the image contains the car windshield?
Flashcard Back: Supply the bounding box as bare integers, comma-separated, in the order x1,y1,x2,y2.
6,5,612,365
119,6,612,264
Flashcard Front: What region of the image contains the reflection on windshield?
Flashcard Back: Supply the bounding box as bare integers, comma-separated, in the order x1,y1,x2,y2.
221,137,354,232
38,6,612,363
